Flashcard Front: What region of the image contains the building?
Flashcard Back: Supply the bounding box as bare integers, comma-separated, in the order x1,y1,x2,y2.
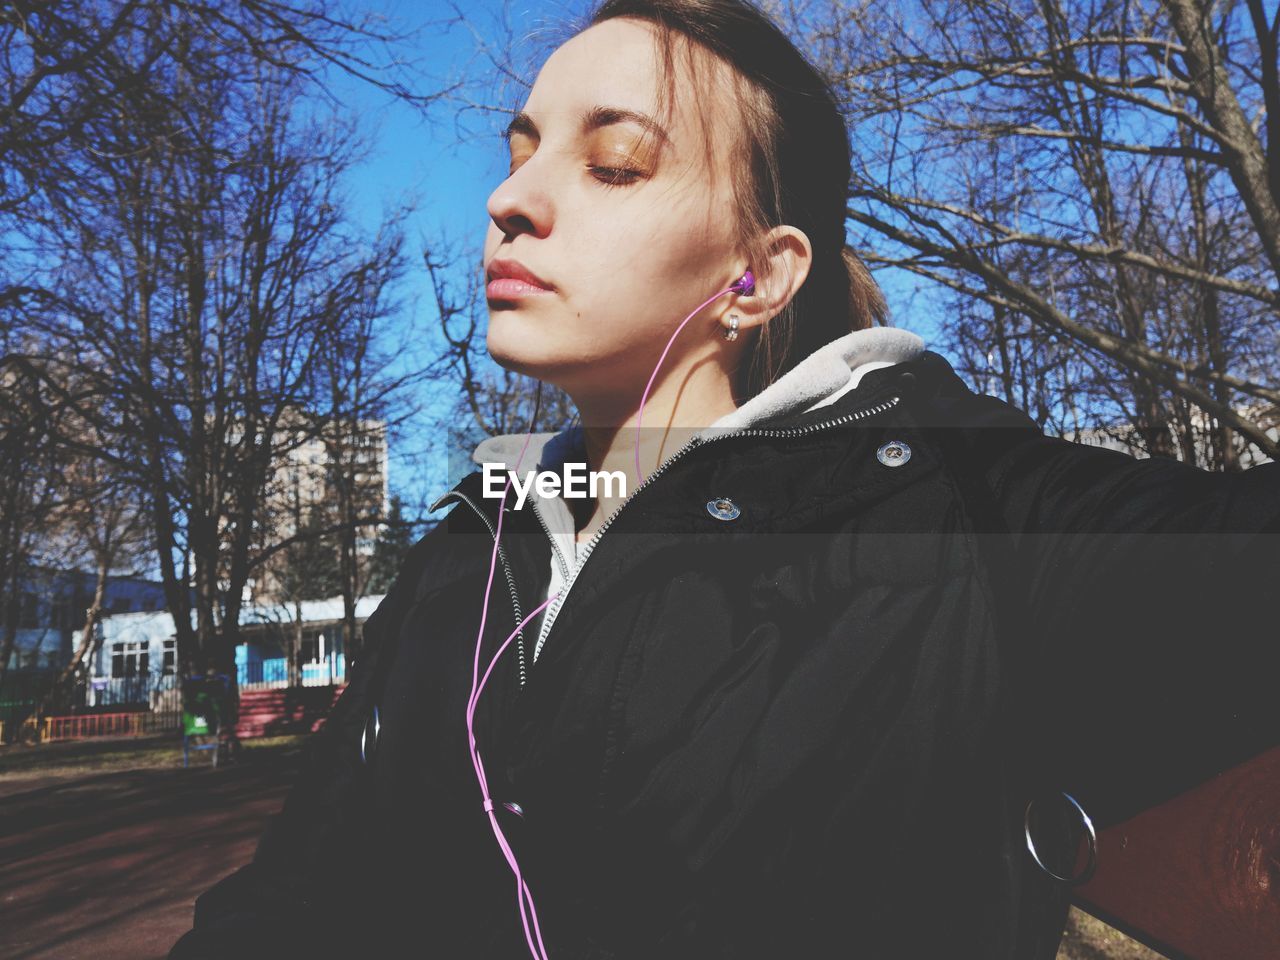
78,593,385,708
6,568,167,673
248,413,390,604
233,594,385,690
80,608,182,709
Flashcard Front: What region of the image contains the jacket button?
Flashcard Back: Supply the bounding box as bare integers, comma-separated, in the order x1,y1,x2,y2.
706,497,741,521
876,440,912,467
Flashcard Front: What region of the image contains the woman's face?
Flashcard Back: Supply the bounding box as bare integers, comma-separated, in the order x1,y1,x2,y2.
482,18,744,400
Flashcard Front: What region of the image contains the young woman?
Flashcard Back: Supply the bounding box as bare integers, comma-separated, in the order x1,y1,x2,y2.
170,1,1280,957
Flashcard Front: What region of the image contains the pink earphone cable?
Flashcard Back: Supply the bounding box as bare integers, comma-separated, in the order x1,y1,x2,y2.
466,390,557,960
466,574,557,958
470,271,753,958
635,271,755,483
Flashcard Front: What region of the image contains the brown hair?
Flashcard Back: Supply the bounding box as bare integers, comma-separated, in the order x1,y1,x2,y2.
586,0,887,401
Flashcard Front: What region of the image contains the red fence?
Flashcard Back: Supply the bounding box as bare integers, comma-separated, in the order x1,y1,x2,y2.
3,710,183,744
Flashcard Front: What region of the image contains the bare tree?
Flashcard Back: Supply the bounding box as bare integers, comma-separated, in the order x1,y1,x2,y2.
0,342,148,706
790,0,1279,464
365,494,417,595
16,42,411,713
0,355,63,691
0,1,458,725
0,0,438,229
312,236,413,666
273,498,340,688
34,454,150,719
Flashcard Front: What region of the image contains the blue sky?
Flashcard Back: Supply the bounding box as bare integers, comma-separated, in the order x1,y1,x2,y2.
317,1,546,508
327,1,581,253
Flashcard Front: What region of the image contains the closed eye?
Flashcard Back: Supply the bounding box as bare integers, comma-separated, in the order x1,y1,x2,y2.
589,165,642,187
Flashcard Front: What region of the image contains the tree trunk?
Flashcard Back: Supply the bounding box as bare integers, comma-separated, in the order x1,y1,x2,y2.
35,552,109,721
290,599,303,689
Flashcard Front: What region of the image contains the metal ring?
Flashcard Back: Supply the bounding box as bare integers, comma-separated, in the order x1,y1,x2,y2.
360,705,381,765
1024,791,1097,885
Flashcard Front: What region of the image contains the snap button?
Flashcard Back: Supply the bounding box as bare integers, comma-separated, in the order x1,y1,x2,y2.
876,440,912,467
706,497,741,521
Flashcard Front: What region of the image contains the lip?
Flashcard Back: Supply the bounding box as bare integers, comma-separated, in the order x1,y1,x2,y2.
486,257,555,299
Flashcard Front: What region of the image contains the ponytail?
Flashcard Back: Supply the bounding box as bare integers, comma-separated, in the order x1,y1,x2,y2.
843,245,887,331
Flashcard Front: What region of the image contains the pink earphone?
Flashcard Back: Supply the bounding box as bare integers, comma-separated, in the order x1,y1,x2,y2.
466,269,755,960
634,269,756,481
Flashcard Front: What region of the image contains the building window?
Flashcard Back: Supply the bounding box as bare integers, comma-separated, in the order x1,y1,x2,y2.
111,641,149,678
162,639,176,676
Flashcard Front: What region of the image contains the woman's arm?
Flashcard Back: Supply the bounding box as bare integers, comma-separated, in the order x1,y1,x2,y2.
928,370,1280,830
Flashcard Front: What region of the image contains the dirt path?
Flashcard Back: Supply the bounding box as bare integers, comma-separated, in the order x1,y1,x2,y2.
0,742,302,960
0,736,1161,960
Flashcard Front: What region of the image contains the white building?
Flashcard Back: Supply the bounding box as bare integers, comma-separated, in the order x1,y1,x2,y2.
8,569,166,673
78,593,385,707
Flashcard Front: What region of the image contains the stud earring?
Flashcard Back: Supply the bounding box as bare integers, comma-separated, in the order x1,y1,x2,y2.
723,314,740,342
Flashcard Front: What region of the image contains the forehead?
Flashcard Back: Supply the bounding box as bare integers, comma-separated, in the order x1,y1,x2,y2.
523,18,735,162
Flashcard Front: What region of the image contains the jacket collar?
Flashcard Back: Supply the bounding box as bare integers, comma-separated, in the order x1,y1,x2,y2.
464,326,925,478
429,326,926,521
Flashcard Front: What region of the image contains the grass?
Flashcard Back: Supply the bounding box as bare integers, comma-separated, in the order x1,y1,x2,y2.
0,732,309,782
1059,907,1170,960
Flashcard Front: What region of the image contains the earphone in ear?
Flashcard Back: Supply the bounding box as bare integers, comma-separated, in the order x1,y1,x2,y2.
729,269,756,296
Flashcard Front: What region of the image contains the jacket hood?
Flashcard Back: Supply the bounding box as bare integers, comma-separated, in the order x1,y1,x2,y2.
469,326,925,476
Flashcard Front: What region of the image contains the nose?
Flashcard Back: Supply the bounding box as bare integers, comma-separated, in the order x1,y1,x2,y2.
487,159,553,240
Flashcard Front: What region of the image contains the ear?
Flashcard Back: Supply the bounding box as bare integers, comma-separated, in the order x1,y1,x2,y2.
724,225,813,333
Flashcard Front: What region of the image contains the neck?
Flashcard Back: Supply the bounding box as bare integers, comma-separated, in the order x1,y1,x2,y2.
562,357,740,537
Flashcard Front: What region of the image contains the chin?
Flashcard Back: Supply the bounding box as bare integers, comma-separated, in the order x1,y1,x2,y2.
486,310,629,396
486,322,569,385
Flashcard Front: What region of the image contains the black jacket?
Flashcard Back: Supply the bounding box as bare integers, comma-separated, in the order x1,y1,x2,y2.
170,350,1280,959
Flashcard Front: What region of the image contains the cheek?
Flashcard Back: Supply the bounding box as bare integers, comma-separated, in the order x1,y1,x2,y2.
633,195,723,278
485,184,732,356
632,222,727,316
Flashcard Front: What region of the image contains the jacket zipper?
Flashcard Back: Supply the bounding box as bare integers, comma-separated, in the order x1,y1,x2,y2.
527,394,903,668
525,497,574,676
532,497,573,583
427,488,535,687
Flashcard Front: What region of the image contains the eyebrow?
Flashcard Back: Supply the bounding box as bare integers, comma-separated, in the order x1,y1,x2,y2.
503,105,670,145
